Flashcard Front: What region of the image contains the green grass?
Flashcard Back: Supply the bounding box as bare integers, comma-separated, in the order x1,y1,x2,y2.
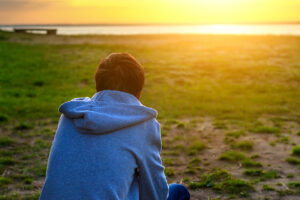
286,157,300,165
288,182,300,189
0,176,12,187
185,158,202,174
213,179,254,197
184,166,197,174
1,31,300,122
175,121,186,129
242,159,263,168
287,173,294,179
291,146,300,156
277,189,298,196
279,136,290,144
220,151,262,167
189,157,201,165
162,158,173,165
0,114,8,122
0,157,16,166
243,169,263,176
225,130,247,144
213,121,227,129
187,141,206,155
261,170,279,180
14,122,33,131
189,169,231,189
30,165,47,177
250,126,280,134
263,185,276,191
189,169,254,197
164,167,175,177
0,192,41,200
0,136,14,147
219,151,247,161
23,177,33,184
225,130,246,138
232,140,254,151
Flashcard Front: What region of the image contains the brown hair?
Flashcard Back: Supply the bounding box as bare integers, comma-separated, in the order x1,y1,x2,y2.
94,53,144,97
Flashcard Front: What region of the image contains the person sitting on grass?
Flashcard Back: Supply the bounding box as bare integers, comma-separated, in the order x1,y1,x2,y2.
40,53,190,200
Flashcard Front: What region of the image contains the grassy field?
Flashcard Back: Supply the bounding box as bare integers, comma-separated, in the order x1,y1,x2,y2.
0,30,300,199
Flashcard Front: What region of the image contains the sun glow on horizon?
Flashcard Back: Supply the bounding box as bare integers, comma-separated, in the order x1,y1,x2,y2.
0,0,299,24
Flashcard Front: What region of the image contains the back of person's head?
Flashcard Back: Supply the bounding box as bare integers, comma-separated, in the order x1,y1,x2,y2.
94,53,144,98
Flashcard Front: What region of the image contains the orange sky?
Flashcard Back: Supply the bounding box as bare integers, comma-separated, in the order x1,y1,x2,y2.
0,0,299,24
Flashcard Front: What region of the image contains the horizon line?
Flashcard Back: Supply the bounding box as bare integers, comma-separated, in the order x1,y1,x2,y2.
1,21,300,26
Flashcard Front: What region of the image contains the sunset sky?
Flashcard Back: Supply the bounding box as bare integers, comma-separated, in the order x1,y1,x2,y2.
0,0,299,25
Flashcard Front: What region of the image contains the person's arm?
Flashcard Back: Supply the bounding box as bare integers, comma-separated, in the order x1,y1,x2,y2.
138,120,169,200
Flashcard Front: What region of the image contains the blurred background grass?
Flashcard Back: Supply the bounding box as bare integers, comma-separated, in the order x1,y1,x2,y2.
1,31,300,123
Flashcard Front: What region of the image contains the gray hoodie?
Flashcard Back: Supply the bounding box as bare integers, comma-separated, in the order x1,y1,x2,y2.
40,90,169,200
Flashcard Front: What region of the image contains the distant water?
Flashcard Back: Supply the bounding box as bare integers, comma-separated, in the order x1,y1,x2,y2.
1,24,300,35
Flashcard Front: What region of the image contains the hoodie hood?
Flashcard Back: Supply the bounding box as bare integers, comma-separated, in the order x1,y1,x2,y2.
58,90,157,135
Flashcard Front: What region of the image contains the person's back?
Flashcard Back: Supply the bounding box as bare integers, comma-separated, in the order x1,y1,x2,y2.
40,53,190,200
